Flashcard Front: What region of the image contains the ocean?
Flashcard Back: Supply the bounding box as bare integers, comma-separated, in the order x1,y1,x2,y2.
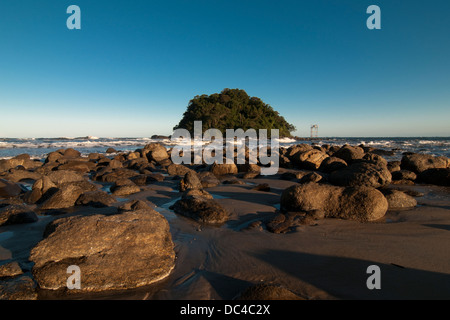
0,136,449,162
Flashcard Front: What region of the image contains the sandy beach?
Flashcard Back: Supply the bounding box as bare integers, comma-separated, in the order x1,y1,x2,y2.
1,144,449,300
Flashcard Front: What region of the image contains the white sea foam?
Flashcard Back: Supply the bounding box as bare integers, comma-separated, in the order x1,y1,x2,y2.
0,137,449,160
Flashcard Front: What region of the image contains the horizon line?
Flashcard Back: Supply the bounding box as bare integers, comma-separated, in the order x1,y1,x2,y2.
1,135,450,140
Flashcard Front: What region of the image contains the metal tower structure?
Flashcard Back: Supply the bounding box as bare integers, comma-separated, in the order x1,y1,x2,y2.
310,124,319,138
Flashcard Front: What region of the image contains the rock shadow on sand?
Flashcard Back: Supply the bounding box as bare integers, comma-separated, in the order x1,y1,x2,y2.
422,224,450,231
253,249,450,300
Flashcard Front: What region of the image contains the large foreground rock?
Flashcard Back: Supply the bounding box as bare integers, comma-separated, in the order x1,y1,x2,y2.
30,210,175,292
329,162,392,188
280,182,388,222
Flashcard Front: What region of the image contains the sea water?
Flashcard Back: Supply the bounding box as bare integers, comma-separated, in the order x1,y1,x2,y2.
0,136,449,161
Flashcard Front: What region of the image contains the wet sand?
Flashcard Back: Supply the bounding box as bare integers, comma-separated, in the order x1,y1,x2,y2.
1,170,449,300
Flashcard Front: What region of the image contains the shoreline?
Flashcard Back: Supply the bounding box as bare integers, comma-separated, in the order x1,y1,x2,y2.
1,136,449,162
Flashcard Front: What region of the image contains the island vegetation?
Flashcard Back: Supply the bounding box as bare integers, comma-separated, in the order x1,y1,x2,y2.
173,88,296,137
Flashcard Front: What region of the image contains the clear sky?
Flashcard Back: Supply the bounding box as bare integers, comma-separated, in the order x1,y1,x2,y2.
1,0,449,138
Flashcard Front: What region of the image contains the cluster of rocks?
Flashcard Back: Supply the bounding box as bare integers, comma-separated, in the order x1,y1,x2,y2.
1,142,449,298
0,144,178,298
268,143,450,233
0,143,267,298
172,170,230,225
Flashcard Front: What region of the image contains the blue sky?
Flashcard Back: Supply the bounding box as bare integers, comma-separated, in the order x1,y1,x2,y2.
0,0,449,138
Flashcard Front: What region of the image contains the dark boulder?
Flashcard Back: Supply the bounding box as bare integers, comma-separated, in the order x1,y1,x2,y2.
179,171,203,192
63,148,81,158
0,204,39,226
0,158,42,172
197,172,221,188
285,144,313,160
96,168,140,183
47,170,85,186
319,157,347,173
118,200,155,212
292,149,329,170
298,172,325,184
130,174,164,186
361,153,388,166
110,180,141,197
105,147,117,154
1,169,42,183
417,168,450,186
57,160,96,173
332,145,365,164
172,197,229,225
266,211,319,233
39,184,84,210
387,161,402,173
0,179,22,199
392,170,417,181
75,190,116,208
